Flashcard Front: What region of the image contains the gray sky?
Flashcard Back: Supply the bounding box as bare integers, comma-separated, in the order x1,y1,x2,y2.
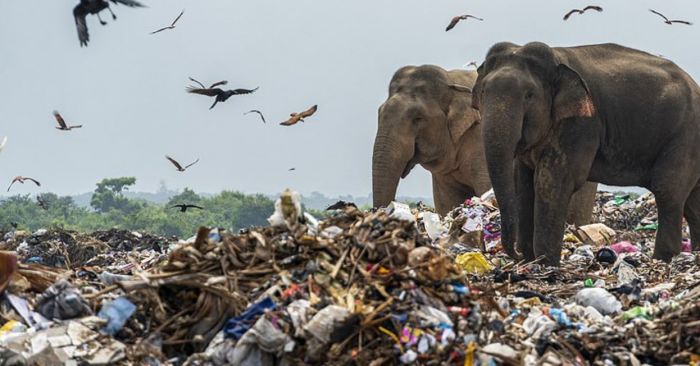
0,1,696,198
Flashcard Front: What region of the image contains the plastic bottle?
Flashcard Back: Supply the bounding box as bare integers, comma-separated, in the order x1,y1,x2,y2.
576,288,622,315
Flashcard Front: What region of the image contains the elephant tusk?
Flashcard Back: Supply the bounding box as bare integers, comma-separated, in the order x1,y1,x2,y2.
448,83,472,93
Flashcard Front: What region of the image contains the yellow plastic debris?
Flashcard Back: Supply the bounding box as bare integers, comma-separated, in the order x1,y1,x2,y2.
0,320,20,334
455,252,491,274
464,341,476,366
564,233,581,243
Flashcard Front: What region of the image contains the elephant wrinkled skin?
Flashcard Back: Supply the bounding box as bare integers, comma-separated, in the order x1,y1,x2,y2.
372,64,596,224
472,42,700,266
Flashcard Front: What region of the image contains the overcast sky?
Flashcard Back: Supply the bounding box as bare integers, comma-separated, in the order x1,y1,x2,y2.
0,1,696,199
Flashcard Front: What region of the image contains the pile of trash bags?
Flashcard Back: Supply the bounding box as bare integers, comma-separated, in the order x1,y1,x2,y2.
0,189,698,365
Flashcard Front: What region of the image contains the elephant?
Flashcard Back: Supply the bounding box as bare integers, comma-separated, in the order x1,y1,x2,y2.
472,41,700,266
372,64,597,225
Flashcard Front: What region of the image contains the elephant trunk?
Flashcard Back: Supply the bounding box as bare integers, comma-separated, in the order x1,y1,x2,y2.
481,100,523,259
372,133,415,209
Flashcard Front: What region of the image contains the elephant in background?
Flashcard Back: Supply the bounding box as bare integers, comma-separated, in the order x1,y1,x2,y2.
472,41,700,266
372,64,597,224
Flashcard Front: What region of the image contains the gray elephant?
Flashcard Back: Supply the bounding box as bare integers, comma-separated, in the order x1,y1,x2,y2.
472,42,700,266
372,64,597,224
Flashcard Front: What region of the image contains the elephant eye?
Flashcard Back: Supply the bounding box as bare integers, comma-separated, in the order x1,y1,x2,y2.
525,90,535,99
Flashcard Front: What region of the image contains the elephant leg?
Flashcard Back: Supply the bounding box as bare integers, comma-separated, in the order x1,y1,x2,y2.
533,166,576,267
653,196,684,261
567,182,597,226
515,161,535,261
684,186,700,251
432,175,475,216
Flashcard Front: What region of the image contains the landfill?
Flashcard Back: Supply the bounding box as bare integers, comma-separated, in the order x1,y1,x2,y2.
0,189,698,365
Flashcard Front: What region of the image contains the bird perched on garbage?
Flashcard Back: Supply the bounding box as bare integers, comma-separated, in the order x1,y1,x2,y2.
563,6,603,21
186,77,259,110
165,155,199,172
73,0,146,47
280,105,318,126
150,9,184,34
445,14,483,31
649,9,692,25
7,176,41,192
326,200,358,211
244,110,266,124
170,204,204,212
0,136,7,154
53,111,82,131
37,195,50,210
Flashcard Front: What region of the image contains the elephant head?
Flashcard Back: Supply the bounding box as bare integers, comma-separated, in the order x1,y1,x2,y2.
372,65,479,209
471,42,595,258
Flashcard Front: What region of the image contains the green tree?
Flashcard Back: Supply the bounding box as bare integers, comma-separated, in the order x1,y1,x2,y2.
90,177,141,214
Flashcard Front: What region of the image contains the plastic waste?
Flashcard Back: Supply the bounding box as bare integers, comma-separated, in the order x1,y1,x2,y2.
423,212,447,240
303,305,351,344
455,252,491,274
385,201,415,222
682,239,692,253
35,279,92,320
267,189,302,227
611,241,639,254
595,247,617,264
622,306,653,322
228,315,292,366
615,260,639,286
98,297,137,336
576,288,622,315
224,297,277,340
414,306,453,327
522,309,556,338
569,245,595,261
399,350,418,364
97,271,133,286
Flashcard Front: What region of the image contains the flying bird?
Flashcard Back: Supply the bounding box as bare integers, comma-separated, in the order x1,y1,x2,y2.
186,77,258,110
563,6,603,21
445,14,483,32
244,110,266,124
166,155,199,172
73,0,146,47
170,204,204,212
37,196,49,210
0,137,7,154
649,9,692,25
150,9,184,34
326,201,358,211
53,111,82,131
280,105,318,126
7,176,41,192
288,167,296,171
463,61,478,69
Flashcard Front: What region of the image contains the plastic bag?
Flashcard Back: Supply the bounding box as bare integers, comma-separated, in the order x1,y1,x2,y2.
303,305,351,344
576,288,622,315
98,297,137,335
423,212,447,240
35,279,92,320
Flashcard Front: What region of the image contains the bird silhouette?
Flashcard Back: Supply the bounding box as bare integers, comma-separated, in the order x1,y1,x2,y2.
463,61,478,69
186,77,258,110
288,167,296,171
280,105,318,126
649,9,692,25
37,195,49,210
7,176,41,192
166,156,199,172
150,9,184,34
563,6,603,21
73,0,146,47
445,14,483,32
53,111,82,131
326,200,358,211
244,110,266,123
170,204,204,212
0,137,7,154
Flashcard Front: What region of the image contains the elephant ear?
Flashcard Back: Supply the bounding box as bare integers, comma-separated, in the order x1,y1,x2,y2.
447,83,479,144
471,64,485,111
553,64,596,122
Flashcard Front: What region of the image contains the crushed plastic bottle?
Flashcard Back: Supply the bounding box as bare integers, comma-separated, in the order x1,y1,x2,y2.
576,288,622,315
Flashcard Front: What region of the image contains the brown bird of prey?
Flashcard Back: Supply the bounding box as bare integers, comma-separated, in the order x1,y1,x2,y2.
53,110,82,131
7,176,41,192
170,204,204,212
563,6,603,21
445,14,483,31
150,9,184,34
73,0,146,47
37,195,49,210
244,110,266,123
649,9,692,25
166,155,199,172
186,77,259,110
280,105,318,126
326,200,358,211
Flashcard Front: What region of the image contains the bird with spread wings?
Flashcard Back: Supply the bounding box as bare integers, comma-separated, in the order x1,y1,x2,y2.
280,105,318,126
186,77,259,110
563,6,603,21
445,14,483,32
166,155,199,172
649,9,692,25
53,111,82,131
7,176,41,192
151,10,184,34
170,204,204,212
73,0,146,47
244,110,266,124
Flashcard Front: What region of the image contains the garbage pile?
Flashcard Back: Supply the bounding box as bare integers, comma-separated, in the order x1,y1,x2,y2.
0,189,698,365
